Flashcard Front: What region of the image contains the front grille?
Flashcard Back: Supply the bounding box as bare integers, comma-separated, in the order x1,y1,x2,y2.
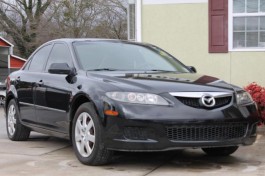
176,96,232,109
176,97,200,108
124,127,148,140
166,123,247,141
215,97,232,108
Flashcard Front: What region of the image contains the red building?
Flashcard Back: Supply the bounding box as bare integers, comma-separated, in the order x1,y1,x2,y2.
0,37,26,82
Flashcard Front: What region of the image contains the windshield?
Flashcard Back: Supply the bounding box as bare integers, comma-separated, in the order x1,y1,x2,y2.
73,41,190,73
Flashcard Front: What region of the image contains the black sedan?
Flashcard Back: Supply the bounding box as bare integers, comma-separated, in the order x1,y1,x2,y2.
5,39,259,165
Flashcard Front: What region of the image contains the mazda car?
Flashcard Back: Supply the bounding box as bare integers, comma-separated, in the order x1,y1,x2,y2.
5,39,259,165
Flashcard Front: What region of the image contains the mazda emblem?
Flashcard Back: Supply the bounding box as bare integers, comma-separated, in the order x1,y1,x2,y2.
200,95,216,107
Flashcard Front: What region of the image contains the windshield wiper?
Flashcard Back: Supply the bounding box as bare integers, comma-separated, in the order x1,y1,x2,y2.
87,68,119,71
144,69,178,73
87,68,181,73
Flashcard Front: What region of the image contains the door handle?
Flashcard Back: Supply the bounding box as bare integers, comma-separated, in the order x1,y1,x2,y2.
39,80,44,85
36,80,44,87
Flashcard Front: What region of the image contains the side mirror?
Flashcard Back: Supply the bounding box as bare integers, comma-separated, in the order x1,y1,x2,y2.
188,66,197,73
48,63,74,75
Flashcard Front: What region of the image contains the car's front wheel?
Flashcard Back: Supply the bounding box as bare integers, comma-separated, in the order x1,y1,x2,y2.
202,146,239,156
72,102,113,165
6,99,30,141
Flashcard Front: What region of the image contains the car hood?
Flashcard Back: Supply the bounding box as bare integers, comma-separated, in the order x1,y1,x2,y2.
87,72,240,94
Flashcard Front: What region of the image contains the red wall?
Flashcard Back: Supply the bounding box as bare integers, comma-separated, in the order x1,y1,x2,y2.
0,40,10,47
10,56,25,68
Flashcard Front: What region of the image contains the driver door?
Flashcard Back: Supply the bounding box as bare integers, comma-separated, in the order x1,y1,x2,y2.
34,43,74,133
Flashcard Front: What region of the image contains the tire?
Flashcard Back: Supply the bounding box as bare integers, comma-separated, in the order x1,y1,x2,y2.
0,95,5,106
202,146,239,156
6,99,30,141
72,102,113,165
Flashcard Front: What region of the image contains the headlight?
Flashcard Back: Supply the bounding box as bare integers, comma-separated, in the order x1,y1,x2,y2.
106,92,169,105
236,91,253,105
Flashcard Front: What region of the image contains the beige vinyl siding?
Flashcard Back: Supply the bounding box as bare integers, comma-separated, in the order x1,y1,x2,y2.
142,3,265,87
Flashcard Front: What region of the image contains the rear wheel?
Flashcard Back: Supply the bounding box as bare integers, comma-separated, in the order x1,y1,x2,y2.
6,99,30,141
72,102,113,165
202,146,239,156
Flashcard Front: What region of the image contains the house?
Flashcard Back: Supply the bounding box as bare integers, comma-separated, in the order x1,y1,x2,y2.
0,37,26,82
128,0,265,87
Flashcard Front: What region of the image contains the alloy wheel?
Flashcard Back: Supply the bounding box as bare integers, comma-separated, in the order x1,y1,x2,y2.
75,112,96,157
7,104,16,136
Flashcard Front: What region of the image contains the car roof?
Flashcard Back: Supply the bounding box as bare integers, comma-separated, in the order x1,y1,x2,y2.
48,38,145,45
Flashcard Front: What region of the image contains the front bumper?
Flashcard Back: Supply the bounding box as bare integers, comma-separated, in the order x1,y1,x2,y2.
103,118,257,151
101,101,259,151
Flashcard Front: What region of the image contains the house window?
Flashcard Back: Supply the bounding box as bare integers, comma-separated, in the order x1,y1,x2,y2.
128,0,136,41
232,0,265,49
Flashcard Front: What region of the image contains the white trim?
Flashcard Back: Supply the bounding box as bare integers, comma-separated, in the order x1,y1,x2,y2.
10,66,24,69
169,92,232,98
143,0,207,5
228,48,265,52
10,55,27,62
136,0,142,42
233,13,265,17
7,54,10,68
228,0,233,51
0,37,14,47
9,46,13,55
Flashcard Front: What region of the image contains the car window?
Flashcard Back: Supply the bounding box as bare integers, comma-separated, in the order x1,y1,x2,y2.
28,45,52,72
73,42,189,73
45,43,73,71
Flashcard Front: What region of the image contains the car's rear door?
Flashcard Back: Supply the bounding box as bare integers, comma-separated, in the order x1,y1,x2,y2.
35,43,74,133
17,44,52,124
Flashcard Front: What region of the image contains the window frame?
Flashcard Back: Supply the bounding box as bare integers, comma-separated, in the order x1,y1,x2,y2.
44,42,74,73
229,0,265,51
26,44,53,72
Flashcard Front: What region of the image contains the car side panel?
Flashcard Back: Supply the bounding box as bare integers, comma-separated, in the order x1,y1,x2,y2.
35,73,72,133
15,71,38,124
